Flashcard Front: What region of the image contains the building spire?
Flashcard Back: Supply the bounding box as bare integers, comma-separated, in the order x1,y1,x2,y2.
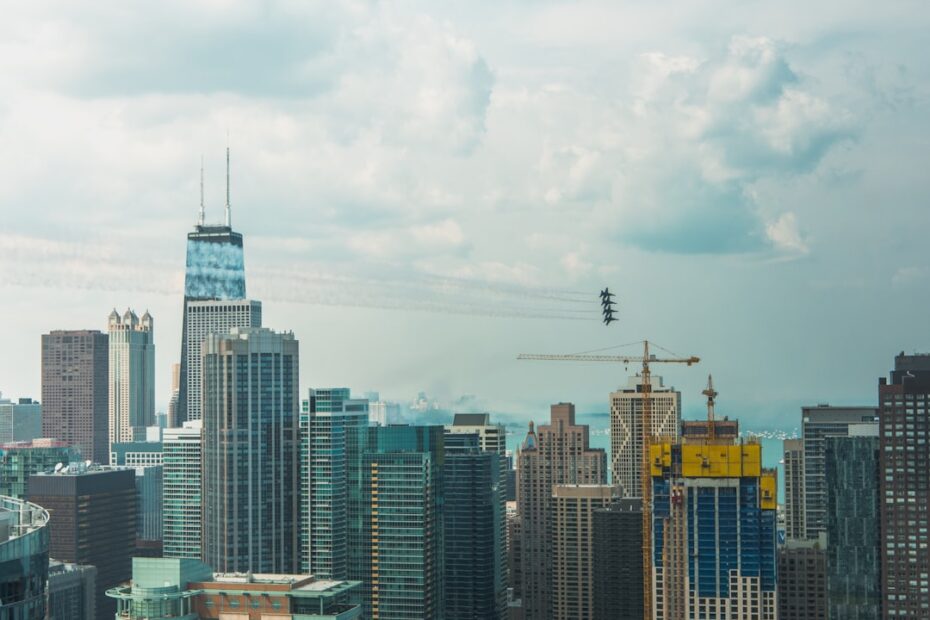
225,143,231,228
198,155,205,227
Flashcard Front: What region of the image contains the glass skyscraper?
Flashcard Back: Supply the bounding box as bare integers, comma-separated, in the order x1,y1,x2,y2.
162,421,203,560
0,496,50,620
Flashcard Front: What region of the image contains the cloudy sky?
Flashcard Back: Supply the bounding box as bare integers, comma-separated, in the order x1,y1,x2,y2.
0,0,927,428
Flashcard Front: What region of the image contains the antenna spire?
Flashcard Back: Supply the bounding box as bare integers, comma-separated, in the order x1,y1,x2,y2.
225,143,231,228
198,155,205,227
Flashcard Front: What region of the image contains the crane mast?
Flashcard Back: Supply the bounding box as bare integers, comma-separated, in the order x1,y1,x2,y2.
518,340,699,620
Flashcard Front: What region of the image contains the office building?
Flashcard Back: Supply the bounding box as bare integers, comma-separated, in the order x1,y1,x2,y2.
46,561,96,620
133,464,163,544
825,433,881,619
783,438,805,542
778,537,827,620
180,299,261,423
366,395,400,427
0,396,41,445
41,330,109,463
516,403,607,620
651,432,778,619
358,424,445,620
176,164,250,426
507,501,523,615
300,388,369,578
162,420,203,560
593,498,644,620
107,557,363,620
107,308,155,446
551,484,619,620
167,363,180,427
0,439,78,500
443,432,508,620
801,404,878,539
445,412,507,454
0,496,50,620
611,375,681,496
878,352,930,618
110,439,163,467
202,328,299,574
28,466,135,620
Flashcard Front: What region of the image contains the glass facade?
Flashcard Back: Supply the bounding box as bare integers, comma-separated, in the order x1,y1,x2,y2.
0,496,50,620
0,443,78,501
162,422,202,560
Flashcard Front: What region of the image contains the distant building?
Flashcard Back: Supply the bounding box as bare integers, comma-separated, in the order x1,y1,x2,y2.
551,484,619,620
777,537,827,620
517,403,607,620
443,432,509,620
110,439,163,467
46,560,96,620
783,438,805,542
162,420,203,560
107,308,155,447
41,329,109,463
446,412,507,454
108,557,363,620
611,375,681,497
300,388,369,577
0,496,50,619
0,396,41,444
28,465,135,620
680,418,738,442
825,434,880,619
801,404,878,539
202,327,299,574
167,362,180,427
593,498,644,620
0,439,78,500
878,352,930,618
365,391,399,426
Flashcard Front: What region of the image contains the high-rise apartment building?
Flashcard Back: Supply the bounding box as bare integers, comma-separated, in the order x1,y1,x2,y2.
0,496,50,620
445,412,507,454
783,438,805,541
516,403,607,620
879,353,930,618
0,439,78,500
611,375,681,496
29,466,136,620
825,434,881,619
358,425,445,620
551,484,619,620
300,388,369,578
801,404,878,539
443,432,508,620
41,330,109,463
593,498,644,620
651,435,778,619
181,299,261,423
176,166,249,426
107,308,155,447
0,396,41,444
777,538,827,620
162,420,203,560
202,327,299,574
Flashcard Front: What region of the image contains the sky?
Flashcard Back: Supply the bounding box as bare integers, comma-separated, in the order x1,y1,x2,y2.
0,0,927,430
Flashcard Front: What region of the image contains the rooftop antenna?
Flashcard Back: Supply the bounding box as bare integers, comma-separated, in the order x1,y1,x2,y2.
198,155,205,227
225,136,231,228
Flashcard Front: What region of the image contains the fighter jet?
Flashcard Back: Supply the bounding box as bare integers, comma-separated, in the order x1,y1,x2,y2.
600,288,617,325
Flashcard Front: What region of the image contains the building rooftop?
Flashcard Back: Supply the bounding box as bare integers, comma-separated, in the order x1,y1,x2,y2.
452,413,492,426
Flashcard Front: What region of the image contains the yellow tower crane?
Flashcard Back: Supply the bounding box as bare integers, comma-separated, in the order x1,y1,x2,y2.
517,340,699,620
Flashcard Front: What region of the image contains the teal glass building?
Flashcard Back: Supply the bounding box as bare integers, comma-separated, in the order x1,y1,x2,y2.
0,441,78,501
0,496,50,620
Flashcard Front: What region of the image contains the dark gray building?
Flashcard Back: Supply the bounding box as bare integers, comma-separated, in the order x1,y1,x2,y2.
777,539,827,620
46,561,96,620
202,327,299,574
593,498,643,620
28,466,135,620
825,434,881,619
41,330,109,463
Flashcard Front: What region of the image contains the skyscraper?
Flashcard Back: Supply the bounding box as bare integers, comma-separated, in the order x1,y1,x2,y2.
41,330,109,463
176,151,248,425
166,363,180,427
162,420,203,560
825,434,880,619
181,299,261,423
300,387,369,578
777,538,827,620
46,561,96,620
878,353,930,618
0,496,50,620
801,404,878,539
107,308,155,446
516,403,607,620
611,375,681,496
551,484,619,620
445,412,507,454
443,432,508,620
593,498,644,620
201,327,299,573
0,439,79,500
0,396,41,444
783,438,805,542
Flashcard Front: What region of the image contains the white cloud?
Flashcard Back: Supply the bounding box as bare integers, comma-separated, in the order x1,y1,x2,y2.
764,212,808,255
